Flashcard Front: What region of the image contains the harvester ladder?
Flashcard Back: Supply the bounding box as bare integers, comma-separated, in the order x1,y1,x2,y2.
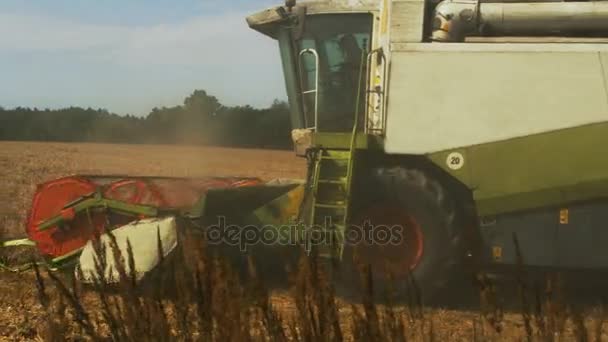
307,46,368,260
309,147,355,259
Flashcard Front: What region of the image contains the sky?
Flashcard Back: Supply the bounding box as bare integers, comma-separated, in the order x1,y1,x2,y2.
0,0,286,116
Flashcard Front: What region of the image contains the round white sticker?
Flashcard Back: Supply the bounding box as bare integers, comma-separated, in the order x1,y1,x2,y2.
446,152,465,170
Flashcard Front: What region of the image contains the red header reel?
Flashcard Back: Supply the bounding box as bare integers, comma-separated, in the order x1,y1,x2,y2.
24,175,262,262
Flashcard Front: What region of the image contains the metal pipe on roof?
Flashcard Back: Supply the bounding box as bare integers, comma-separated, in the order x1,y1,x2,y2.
431,0,608,42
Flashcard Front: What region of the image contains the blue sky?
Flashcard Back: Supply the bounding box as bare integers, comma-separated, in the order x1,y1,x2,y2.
0,0,285,115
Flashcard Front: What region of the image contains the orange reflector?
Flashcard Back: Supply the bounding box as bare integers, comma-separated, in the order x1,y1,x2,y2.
560,209,569,225
492,246,502,262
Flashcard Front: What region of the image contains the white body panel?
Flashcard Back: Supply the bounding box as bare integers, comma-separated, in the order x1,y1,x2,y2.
384,44,608,154
247,1,608,154
77,217,178,284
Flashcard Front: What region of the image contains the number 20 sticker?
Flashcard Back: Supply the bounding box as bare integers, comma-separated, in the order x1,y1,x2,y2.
446,152,465,170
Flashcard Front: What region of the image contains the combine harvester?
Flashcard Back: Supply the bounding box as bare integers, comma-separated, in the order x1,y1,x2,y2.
4,0,608,299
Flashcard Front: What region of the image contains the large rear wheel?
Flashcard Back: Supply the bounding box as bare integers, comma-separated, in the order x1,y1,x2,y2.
340,167,464,303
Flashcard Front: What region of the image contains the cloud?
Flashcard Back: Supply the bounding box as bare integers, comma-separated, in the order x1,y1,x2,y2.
0,13,123,51
0,11,277,67
0,9,285,114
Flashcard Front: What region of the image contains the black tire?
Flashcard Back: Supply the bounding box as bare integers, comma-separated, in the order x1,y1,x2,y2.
337,167,464,304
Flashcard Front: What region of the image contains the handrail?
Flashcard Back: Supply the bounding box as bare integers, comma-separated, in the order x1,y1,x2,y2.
298,48,320,130
365,48,388,136
345,46,368,226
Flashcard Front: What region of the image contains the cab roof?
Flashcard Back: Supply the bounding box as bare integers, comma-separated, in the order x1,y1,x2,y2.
246,0,380,38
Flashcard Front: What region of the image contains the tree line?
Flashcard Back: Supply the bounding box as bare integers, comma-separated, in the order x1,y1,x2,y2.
0,90,292,149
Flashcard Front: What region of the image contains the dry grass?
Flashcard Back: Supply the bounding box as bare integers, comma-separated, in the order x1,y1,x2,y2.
0,141,606,341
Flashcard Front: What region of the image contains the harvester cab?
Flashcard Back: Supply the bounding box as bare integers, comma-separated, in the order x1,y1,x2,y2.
248,1,388,138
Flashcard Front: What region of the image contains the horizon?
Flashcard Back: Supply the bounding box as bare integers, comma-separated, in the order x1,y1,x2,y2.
0,0,286,117
0,88,287,116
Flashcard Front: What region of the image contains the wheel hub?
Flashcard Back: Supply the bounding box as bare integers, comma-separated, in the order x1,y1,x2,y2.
349,206,424,277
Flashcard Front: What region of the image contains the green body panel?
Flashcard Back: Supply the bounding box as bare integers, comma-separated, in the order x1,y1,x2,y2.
313,133,384,150
206,182,308,251
428,122,608,216
246,184,305,227
192,182,303,223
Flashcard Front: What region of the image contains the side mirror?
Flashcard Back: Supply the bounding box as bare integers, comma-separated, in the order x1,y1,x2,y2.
274,4,306,40
285,0,296,12
291,5,307,40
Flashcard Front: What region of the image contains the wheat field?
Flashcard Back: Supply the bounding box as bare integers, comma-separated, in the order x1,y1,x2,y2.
0,141,605,341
